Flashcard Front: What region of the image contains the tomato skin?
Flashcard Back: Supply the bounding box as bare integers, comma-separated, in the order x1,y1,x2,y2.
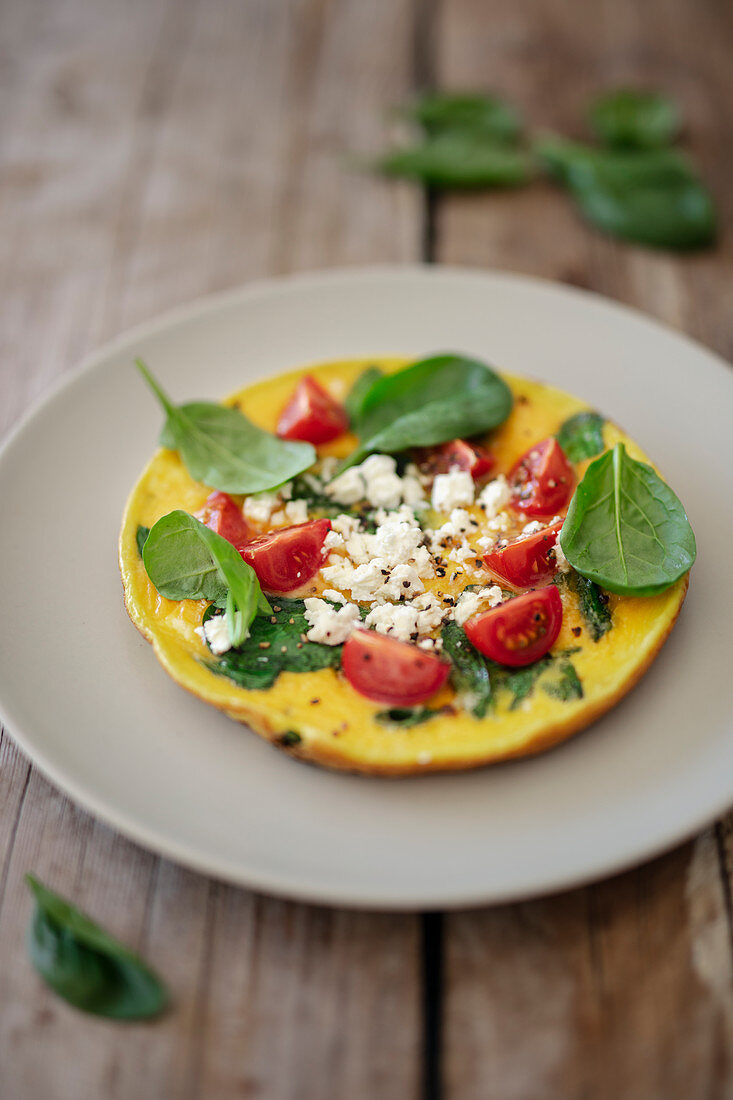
464,586,563,667
341,630,450,706
241,518,331,593
483,521,563,589
509,438,575,517
276,376,349,444
419,438,495,479
195,491,251,551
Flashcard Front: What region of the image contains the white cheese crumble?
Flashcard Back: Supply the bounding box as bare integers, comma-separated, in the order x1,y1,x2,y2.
552,539,571,572
478,475,512,518
243,491,280,524
303,598,361,645
198,614,233,655
364,603,420,644
331,513,361,539
322,589,347,604
323,530,344,551
431,469,475,513
452,585,503,626
326,454,427,511
521,520,544,536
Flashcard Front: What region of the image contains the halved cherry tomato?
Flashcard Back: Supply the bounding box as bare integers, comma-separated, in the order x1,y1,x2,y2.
464,586,563,667
276,376,349,444
195,491,250,551
241,518,331,593
341,630,450,706
483,521,563,589
418,438,495,479
509,438,574,517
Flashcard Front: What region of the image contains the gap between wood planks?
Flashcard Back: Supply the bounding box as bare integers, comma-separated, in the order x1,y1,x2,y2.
413,3,446,1098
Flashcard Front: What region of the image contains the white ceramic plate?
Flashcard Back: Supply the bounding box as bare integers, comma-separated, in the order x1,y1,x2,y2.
1,266,731,910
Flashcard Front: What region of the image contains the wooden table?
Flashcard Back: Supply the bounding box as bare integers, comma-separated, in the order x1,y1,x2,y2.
1,1,732,1096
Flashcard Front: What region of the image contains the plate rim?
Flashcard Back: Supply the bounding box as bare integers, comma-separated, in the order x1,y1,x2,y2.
1,263,730,911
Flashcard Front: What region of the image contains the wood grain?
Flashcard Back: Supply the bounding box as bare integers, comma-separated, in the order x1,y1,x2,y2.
2,0,733,1096
435,0,733,1096
0,1,422,1097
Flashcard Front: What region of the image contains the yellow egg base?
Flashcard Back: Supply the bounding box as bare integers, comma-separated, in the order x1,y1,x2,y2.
119,358,688,775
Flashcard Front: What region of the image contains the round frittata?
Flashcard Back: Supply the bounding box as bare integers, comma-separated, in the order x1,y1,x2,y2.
119,357,689,775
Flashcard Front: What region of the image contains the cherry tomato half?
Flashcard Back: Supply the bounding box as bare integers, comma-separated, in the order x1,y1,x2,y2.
242,518,331,593
341,630,450,706
418,438,495,479
195,491,250,551
276,376,349,444
483,520,563,589
464,586,563,667
509,438,574,517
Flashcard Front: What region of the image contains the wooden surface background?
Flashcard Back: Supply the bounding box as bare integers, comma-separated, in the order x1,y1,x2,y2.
1,0,732,1097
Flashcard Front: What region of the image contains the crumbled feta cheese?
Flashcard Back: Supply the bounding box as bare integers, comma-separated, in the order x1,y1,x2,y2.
326,466,365,504
413,592,449,633
381,564,424,600
319,456,339,480
364,603,420,644
447,540,475,565
323,530,344,551
243,492,280,524
521,520,544,536
478,475,512,518
321,558,390,602
331,513,362,539
322,589,347,605
269,510,287,526
431,469,475,512
359,454,404,509
552,539,571,572
401,472,427,508
452,585,504,626
412,545,436,579
303,598,361,645
201,614,233,655
284,499,309,525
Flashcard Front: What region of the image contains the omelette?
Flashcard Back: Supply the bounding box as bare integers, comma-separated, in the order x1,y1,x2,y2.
119,356,691,775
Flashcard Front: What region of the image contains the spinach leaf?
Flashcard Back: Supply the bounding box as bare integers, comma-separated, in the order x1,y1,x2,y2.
491,656,553,711
377,133,532,190
375,706,444,728
559,443,696,596
441,620,491,718
557,571,612,641
344,365,384,424
543,661,584,701
143,510,270,646
407,92,522,142
135,359,315,493
589,90,680,150
25,875,166,1020
135,525,150,559
202,598,341,690
344,354,513,470
537,139,716,250
556,412,605,463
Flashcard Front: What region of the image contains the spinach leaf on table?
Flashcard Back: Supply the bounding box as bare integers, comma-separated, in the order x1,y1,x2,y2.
406,92,522,142
556,412,605,463
441,620,492,718
202,598,342,690
343,354,513,470
143,510,270,646
25,875,166,1020
559,442,696,596
537,139,716,250
135,359,315,494
589,90,680,150
377,133,532,190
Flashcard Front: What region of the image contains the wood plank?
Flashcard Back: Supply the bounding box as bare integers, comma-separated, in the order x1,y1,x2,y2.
435,0,733,1095
0,1,423,1097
